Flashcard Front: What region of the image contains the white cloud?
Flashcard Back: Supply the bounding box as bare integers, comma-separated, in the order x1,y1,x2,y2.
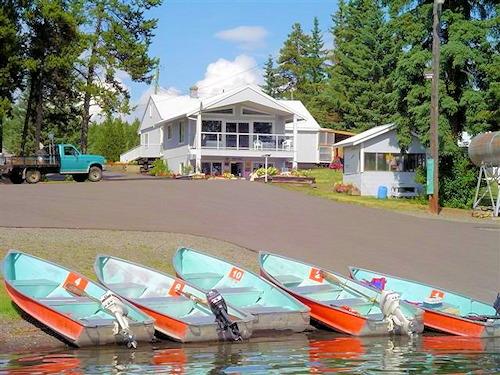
195,54,262,97
215,26,268,50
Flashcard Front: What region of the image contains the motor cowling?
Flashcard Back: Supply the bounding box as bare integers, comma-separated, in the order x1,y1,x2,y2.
100,291,137,348
379,290,418,336
206,289,242,341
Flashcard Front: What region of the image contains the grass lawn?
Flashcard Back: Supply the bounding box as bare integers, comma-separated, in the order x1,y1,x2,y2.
281,168,448,214
0,228,256,321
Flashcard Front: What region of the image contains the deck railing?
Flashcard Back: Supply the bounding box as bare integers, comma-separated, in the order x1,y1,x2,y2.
200,132,294,152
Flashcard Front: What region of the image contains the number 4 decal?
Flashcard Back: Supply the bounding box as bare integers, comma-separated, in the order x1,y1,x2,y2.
168,280,185,296
309,268,324,283
229,267,244,282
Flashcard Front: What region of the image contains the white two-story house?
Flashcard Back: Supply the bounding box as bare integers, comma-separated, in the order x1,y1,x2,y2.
121,85,322,176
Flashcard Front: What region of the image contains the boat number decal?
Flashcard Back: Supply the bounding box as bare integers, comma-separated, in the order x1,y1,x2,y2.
309,268,324,283
169,280,185,296
430,290,445,299
229,267,244,282
63,272,88,291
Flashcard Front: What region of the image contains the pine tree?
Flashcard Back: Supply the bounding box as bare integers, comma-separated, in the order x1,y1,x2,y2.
327,0,395,131
277,23,310,99
0,0,25,152
385,0,499,207
78,0,161,152
305,17,327,89
261,55,281,98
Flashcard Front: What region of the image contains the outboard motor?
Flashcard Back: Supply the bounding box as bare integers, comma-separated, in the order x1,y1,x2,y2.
206,289,242,341
100,291,137,348
494,293,500,316
379,290,418,336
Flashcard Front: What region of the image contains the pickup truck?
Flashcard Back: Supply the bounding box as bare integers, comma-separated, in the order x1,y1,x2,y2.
0,144,106,184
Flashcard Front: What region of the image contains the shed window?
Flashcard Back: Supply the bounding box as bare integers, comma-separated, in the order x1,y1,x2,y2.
364,153,425,172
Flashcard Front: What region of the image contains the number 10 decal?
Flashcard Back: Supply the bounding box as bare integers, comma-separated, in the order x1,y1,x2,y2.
229,267,244,281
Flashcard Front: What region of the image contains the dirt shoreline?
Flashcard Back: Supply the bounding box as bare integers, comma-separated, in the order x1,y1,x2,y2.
0,228,258,353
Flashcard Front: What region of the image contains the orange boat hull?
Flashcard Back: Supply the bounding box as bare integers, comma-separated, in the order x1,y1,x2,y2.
423,309,489,337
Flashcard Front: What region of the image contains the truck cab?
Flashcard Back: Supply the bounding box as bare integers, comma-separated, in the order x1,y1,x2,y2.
58,144,106,176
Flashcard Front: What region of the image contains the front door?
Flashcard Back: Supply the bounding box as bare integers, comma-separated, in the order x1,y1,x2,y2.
60,145,86,173
230,162,243,177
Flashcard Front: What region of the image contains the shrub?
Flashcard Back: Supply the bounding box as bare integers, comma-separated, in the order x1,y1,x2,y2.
149,159,170,177
291,169,311,177
329,158,343,170
333,182,359,195
255,167,278,177
181,164,193,175
222,172,235,179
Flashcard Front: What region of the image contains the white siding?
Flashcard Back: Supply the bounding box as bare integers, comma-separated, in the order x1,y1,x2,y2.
141,128,161,146
363,129,426,154
140,98,162,132
360,172,421,196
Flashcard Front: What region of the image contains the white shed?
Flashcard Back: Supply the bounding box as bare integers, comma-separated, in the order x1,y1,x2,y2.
333,124,427,197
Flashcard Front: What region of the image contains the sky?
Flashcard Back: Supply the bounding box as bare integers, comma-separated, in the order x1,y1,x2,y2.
126,0,338,118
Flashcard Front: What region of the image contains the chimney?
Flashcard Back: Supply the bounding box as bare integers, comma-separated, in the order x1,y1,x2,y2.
189,86,199,98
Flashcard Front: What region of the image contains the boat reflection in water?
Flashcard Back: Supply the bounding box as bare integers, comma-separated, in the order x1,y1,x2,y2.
1,333,499,374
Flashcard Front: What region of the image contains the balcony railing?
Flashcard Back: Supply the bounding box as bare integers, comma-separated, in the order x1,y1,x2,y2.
200,132,293,152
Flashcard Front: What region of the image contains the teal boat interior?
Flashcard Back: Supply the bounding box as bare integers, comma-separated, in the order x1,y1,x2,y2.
94,255,250,325
260,253,419,319
173,248,308,314
2,251,148,325
350,267,496,318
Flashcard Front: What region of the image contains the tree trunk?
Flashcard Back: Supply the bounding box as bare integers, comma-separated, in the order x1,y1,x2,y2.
21,78,35,155
80,16,102,153
33,74,44,153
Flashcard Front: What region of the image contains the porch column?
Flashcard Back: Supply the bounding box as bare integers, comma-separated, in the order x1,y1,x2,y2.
292,113,298,169
196,103,202,172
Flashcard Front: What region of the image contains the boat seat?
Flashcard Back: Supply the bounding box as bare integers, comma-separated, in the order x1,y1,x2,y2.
273,274,303,286
39,297,92,305
11,279,59,298
182,315,216,325
289,284,340,295
106,282,147,298
80,317,114,326
243,305,293,314
324,298,371,307
366,313,384,320
137,296,196,316
216,287,259,294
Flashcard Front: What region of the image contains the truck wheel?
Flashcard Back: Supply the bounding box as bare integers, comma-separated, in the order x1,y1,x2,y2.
9,171,24,184
72,174,87,182
25,169,41,184
88,166,102,182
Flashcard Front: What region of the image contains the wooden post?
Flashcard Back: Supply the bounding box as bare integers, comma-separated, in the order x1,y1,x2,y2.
292,113,298,169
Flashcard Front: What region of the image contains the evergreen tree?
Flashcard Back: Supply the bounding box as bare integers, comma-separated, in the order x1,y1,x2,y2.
261,55,281,98
385,0,499,206
304,17,327,90
327,0,395,131
88,117,139,161
78,0,161,152
277,23,310,99
0,0,25,152
21,0,82,154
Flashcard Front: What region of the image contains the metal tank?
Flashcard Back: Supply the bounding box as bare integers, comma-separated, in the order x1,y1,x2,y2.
468,131,500,166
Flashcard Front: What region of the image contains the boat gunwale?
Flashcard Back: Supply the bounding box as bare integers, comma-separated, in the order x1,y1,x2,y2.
173,247,309,313
93,253,256,326
2,250,154,329
348,266,496,326
258,252,384,322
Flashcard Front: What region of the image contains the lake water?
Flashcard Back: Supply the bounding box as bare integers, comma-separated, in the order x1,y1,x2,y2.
1,332,499,374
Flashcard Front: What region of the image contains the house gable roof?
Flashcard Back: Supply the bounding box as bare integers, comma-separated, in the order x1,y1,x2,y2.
144,85,310,127
333,123,396,147
281,100,321,131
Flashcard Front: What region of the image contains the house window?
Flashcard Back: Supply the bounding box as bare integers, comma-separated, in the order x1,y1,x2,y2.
253,122,272,134
149,104,152,118
179,122,184,143
364,152,425,172
201,120,222,148
202,120,222,132
167,125,172,140
242,107,270,116
205,108,234,115
143,133,149,147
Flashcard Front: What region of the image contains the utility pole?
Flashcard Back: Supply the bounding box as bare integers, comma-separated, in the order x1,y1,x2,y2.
429,0,444,214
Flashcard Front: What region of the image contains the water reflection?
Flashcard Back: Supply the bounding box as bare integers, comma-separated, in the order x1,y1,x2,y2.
1,333,499,374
